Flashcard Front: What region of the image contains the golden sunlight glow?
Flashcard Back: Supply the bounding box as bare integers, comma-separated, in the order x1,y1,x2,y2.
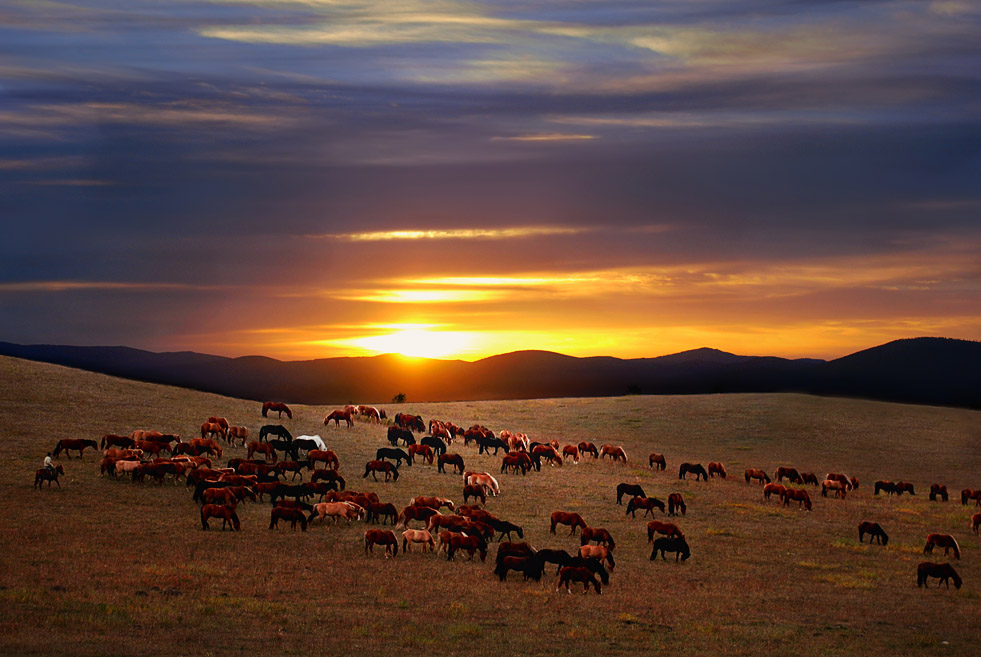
335,329,474,359
337,289,503,303
319,226,589,241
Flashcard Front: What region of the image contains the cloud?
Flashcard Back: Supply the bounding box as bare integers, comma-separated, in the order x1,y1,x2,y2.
313,226,592,241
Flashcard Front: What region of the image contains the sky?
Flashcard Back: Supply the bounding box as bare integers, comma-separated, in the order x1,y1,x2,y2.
1,0,979,361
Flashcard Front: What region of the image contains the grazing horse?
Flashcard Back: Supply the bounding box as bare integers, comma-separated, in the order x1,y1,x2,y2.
259,425,291,443
626,496,665,518
308,449,340,470
917,562,962,589
363,460,399,482
783,488,812,510
531,444,563,467
365,529,399,557
437,453,465,475
929,484,949,502
679,463,709,481
190,438,223,458
421,436,447,457
649,453,666,471
561,445,580,463
325,410,354,427
447,534,488,561
53,439,98,459
764,483,786,501
34,464,65,489
821,479,848,498
556,566,602,594
550,511,587,535
408,444,434,465
308,501,363,525
465,472,500,496
744,468,770,484
707,462,727,478
650,537,691,562
476,435,510,456
579,545,615,571
858,522,889,545
401,529,436,553
501,452,532,475
358,405,382,423
800,472,819,486
247,441,278,463
647,520,684,542
275,460,305,481
578,442,599,459
971,513,981,535
366,501,397,525
101,434,135,450
200,504,240,531
775,467,803,484
396,505,440,529
616,482,646,505
495,555,545,582
895,482,915,496
487,518,524,541
875,480,897,495
600,445,627,463
387,426,413,447
668,492,686,516
269,506,308,531
395,413,426,432
311,468,345,490
825,473,853,490
376,447,412,468
961,488,981,506
496,541,537,565
410,496,454,511
262,401,292,419
463,483,486,505
200,422,225,440
924,534,960,559
226,426,248,446
580,526,615,550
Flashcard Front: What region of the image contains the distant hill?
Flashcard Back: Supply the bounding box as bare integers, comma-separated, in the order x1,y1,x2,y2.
0,337,977,409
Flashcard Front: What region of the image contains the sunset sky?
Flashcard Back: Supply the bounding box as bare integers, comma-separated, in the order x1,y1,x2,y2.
1,0,979,361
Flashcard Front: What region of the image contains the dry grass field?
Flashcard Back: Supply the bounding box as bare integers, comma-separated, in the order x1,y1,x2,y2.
1,354,980,656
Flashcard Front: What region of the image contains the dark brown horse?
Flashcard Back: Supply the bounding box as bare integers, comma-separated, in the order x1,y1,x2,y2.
308,449,339,470
647,520,684,542
275,460,305,481
447,534,487,561
247,441,278,463
437,452,465,474
364,529,399,557
408,444,434,465
580,526,615,549
100,434,135,450
463,483,486,505
895,482,915,495
324,410,354,427
501,451,532,475
775,467,803,484
917,562,961,589
201,504,241,530
363,460,399,481
679,463,708,481
649,452,666,471
53,439,98,459
556,566,602,594
744,468,770,484
668,492,686,516
924,534,960,559
800,472,819,486
961,488,981,506
616,482,646,505
550,511,587,535
874,480,897,495
311,468,346,490
625,496,665,518
578,442,599,459
707,462,727,478
650,536,691,562
269,506,308,531
262,401,292,419
783,488,812,510
972,513,981,536
858,521,888,545
34,464,65,489
396,505,440,529
929,484,949,502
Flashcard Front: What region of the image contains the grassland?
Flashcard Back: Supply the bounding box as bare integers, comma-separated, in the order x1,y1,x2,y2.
1,354,979,656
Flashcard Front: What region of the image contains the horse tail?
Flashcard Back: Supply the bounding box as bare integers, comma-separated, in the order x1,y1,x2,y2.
951,536,960,559
231,511,241,531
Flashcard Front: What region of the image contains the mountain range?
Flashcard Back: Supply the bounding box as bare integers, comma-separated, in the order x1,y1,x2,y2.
0,337,978,409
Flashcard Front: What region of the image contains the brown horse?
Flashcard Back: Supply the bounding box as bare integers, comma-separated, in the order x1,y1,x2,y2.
625,496,665,518
401,529,436,553
783,488,812,510
579,545,615,571
501,452,532,475
325,410,354,427
190,438,223,458
763,483,787,501
447,534,487,561
53,439,98,459
363,460,399,482
616,482,646,505
825,472,853,490
247,441,278,463
438,453,465,474
101,434,135,450
201,504,241,530
200,422,225,440
929,484,949,502
226,426,248,446
532,444,563,467
309,501,363,525
308,449,339,470
269,506,308,531
34,464,65,489
679,463,708,481
550,511,587,535
262,401,292,419
668,492,686,516
556,566,602,594
649,453,666,471
599,445,627,463
275,460,305,481
800,472,819,486
707,462,727,479
821,479,848,498
578,442,599,459
895,482,915,496
972,513,981,535
408,444,434,465
364,529,399,557
465,472,499,496
410,496,454,511
367,502,398,525
775,467,803,484
858,521,888,545
917,562,961,589
961,488,981,506
463,483,486,505
874,480,897,495
744,468,770,484
580,526,615,549
561,445,580,463
647,520,684,542
396,505,440,529
924,534,960,559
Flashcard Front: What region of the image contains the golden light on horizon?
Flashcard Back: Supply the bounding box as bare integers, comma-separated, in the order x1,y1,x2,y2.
332,328,475,359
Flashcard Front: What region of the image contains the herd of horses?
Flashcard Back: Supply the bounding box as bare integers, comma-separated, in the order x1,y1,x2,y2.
39,397,977,594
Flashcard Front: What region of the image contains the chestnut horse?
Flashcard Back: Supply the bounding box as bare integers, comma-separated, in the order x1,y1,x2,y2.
324,410,354,427
775,467,803,484
924,534,960,559
579,545,615,571
858,521,888,545
200,422,225,441
501,452,532,475
447,534,488,561
649,453,666,471
961,488,981,506
647,520,684,542
408,444,434,465
800,472,819,486
363,460,399,482
226,426,248,446
364,529,399,557
309,501,363,525
917,562,961,589
463,483,486,505
437,453,465,474
580,526,615,550
874,480,897,496
578,442,599,459
783,488,812,510
396,505,440,529
561,445,580,463
269,506,308,531
895,482,915,495
410,496,454,511
101,434,135,450
247,441,278,463
190,438,223,458
201,504,240,531
550,511,587,535
929,484,949,502
821,479,848,498
825,473,853,490
401,529,436,553
308,449,340,470
679,463,708,481
972,513,981,535
53,439,98,459
34,464,65,489
763,483,789,502
744,468,770,485
616,482,646,505
707,462,727,479
262,401,292,419
465,472,500,496
668,492,686,516
600,445,627,463
556,566,602,594
625,496,664,518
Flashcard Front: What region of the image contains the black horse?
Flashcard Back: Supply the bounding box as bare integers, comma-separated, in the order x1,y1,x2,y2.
268,439,298,461
259,425,292,443
678,463,709,481
375,447,412,467
421,435,447,456
567,556,610,585
477,435,510,456
494,553,546,582
650,536,691,562
487,518,524,541
616,482,646,505
858,521,889,545
536,548,575,574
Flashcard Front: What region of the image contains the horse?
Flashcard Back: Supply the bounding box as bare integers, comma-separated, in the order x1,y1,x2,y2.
961,488,981,506
924,534,960,559
366,501,397,525
363,460,399,482
477,435,510,456
375,447,411,468
308,501,364,525
358,405,382,423
668,492,686,516
421,435,447,456
487,518,524,541
200,422,225,441
324,410,354,427
401,529,436,553
247,441,278,463
496,541,537,565
647,520,684,542
579,545,615,571
599,445,627,463
408,444,434,465
783,488,812,510
269,506,308,531
365,529,399,557
34,464,65,489
825,472,853,490
53,439,98,459
895,482,915,496
556,566,602,594
310,467,345,487
972,513,981,535
275,460,305,481
447,533,488,561
580,526,615,550
649,453,666,471
465,472,500,496
396,505,440,529
501,452,532,475
101,434,135,450
707,462,727,479
874,480,897,495
744,468,770,484
410,496,454,511
917,562,962,589
262,401,292,419
775,467,803,484
259,425,292,443
679,463,708,481
616,482,646,505
626,496,665,518
438,453,465,475
578,442,599,459
395,413,426,433
858,521,889,545
822,479,849,498
800,472,819,486
463,483,486,505
293,435,326,454
495,555,545,582
550,511,587,535
929,484,949,502
650,536,691,562
305,449,338,471
561,445,581,463
531,444,562,467
763,483,787,501
200,504,240,530
221,425,246,446
190,438,223,458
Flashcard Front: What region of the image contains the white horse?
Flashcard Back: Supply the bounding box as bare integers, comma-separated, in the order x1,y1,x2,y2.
296,434,327,450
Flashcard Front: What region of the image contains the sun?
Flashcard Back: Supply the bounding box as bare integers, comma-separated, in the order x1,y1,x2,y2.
347,329,473,359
